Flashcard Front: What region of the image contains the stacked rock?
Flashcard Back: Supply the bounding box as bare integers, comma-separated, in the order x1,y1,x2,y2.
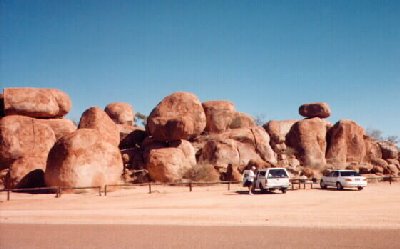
0,88,76,188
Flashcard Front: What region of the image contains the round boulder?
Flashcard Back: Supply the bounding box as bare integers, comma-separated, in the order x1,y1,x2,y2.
0,115,56,166
79,107,120,146
299,102,331,119
105,102,135,125
202,101,235,133
36,118,77,140
3,88,71,118
45,129,123,188
146,92,206,141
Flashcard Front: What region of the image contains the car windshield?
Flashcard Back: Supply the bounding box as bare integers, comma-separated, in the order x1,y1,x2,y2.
268,169,288,178
340,171,360,177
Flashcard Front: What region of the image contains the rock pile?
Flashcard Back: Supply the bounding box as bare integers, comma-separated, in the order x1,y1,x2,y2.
1,87,399,189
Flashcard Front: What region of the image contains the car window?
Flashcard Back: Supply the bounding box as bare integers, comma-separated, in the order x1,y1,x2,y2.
340,171,360,177
268,169,288,178
259,171,266,176
332,171,339,177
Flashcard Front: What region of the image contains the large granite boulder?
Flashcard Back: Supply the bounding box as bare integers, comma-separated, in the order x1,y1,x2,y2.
7,156,46,188
299,102,331,119
105,102,134,125
286,118,327,167
364,136,383,162
194,127,276,169
202,101,236,133
36,119,77,140
0,115,56,166
45,129,123,188
326,120,366,164
78,107,120,146
378,141,398,160
228,112,256,129
118,124,147,149
146,147,193,182
3,88,71,118
263,120,297,144
146,92,206,141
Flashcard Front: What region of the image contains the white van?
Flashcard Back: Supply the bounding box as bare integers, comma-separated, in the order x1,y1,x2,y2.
254,168,290,194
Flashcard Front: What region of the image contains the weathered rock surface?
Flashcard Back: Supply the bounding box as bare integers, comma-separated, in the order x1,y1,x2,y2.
194,127,276,170
228,112,256,129
326,120,366,164
3,88,71,118
286,118,327,167
7,156,46,188
147,92,206,141
78,107,120,146
36,118,77,140
299,102,331,119
0,115,56,166
378,141,398,160
45,129,123,188
202,101,235,133
105,102,134,125
146,147,192,182
264,120,297,144
364,137,382,162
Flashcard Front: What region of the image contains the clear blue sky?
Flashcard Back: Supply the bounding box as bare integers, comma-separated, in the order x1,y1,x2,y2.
1,0,399,138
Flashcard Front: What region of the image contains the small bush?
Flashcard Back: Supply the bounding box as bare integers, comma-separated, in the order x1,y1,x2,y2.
185,164,220,182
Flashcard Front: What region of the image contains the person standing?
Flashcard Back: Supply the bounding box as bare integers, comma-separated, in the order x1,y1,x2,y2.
243,165,256,195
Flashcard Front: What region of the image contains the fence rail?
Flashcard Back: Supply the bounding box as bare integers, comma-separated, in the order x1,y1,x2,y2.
1,176,399,201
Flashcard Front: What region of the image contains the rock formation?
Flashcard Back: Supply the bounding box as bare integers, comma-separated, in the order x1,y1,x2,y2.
36,118,77,140
286,118,327,167
299,102,331,119
45,129,123,188
105,102,135,125
146,92,206,141
3,88,71,118
78,107,120,146
202,101,235,133
326,120,366,165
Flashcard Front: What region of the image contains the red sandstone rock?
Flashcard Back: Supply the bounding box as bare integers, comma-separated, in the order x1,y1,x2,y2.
45,129,123,188
326,120,366,164
229,112,256,129
36,118,77,140
105,102,134,125
78,107,120,146
299,102,331,119
146,147,192,182
286,118,327,167
202,101,236,133
7,156,46,188
146,92,206,141
378,141,398,160
0,115,56,166
3,88,71,118
364,137,383,162
118,124,147,149
263,120,297,144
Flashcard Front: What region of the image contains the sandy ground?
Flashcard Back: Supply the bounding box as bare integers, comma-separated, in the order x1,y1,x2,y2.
1,183,400,248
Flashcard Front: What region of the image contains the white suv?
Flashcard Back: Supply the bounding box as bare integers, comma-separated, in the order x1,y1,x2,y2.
254,168,290,194
320,170,367,191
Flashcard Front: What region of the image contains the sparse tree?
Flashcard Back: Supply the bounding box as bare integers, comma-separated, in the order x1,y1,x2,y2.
366,128,383,140
387,135,399,144
254,114,267,126
135,112,148,126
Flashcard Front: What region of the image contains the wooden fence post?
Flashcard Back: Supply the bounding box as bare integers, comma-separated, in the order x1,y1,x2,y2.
189,182,192,192
148,183,152,194
104,185,108,196
7,189,10,201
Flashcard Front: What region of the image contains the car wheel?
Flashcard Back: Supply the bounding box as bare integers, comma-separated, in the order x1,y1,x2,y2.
358,186,363,191
320,180,327,189
281,188,287,194
336,182,343,190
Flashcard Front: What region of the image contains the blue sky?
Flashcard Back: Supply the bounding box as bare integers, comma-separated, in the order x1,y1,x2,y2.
1,0,399,138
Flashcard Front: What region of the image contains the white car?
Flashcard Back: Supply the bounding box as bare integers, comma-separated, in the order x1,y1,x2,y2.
320,170,367,191
254,168,290,194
